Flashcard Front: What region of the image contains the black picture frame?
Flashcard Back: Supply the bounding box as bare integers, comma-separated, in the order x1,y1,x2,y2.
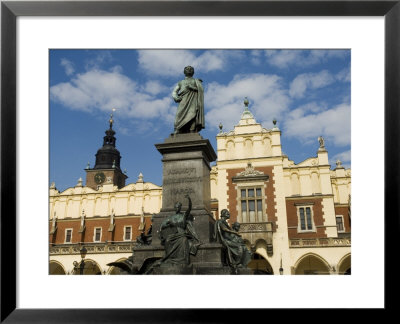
1,0,398,322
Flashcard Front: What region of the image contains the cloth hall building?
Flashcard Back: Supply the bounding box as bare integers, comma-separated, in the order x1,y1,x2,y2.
49,102,351,275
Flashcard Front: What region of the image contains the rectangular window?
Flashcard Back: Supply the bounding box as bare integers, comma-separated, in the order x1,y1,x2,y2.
65,229,72,243
306,207,312,230
298,206,314,232
241,200,247,222
240,187,265,223
93,227,102,242
299,208,306,230
336,216,345,232
257,200,263,222
124,226,132,241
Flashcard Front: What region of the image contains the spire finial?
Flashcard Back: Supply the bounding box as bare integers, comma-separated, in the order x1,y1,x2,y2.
109,108,116,128
244,97,249,109
240,97,254,121
218,122,223,134
272,118,279,131
77,177,83,187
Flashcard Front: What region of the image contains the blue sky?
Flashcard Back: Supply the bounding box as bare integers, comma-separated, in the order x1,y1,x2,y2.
50,49,351,192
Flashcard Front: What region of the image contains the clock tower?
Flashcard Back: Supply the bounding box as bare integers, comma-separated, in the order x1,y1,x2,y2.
85,111,128,190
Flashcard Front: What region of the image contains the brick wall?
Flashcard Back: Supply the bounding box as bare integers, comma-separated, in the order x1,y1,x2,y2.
286,198,327,239
226,166,277,230
50,216,152,244
52,220,81,244
335,205,351,233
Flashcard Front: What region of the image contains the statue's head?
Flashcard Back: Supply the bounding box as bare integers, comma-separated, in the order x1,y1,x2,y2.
175,202,182,212
221,209,230,219
232,222,240,232
184,66,194,77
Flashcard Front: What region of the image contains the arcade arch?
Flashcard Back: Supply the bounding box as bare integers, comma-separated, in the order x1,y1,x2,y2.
108,257,130,275
247,240,273,274
247,253,273,274
49,260,66,275
294,253,331,275
337,253,351,275
72,258,102,275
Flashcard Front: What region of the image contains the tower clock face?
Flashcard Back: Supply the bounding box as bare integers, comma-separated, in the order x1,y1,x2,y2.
94,172,105,184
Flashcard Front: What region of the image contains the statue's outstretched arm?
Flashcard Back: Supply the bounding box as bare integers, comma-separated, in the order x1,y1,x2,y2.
185,195,192,213
184,195,192,224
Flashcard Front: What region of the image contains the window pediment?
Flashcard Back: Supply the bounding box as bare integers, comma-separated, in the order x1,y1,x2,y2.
232,162,269,182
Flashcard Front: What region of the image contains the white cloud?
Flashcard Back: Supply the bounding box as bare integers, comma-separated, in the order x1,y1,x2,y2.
330,150,351,169
50,68,175,124
84,50,113,70
331,150,351,163
110,65,123,74
137,50,243,77
284,103,351,146
205,73,291,131
265,50,302,69
250,50,263,65
288,102,327,119
289,70,335,98
336,67,351,82
142,80,169,96
206,103,244,133
264,49,349,69
60,58,75,76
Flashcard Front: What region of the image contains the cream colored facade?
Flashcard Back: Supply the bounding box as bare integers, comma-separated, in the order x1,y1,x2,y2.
210,105,351,274
49,174,162,274
50,175,162,220
49,104,351,275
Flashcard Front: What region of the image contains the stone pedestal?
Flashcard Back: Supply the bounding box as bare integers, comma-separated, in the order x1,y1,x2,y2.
131,133,253,275
153,133,217,245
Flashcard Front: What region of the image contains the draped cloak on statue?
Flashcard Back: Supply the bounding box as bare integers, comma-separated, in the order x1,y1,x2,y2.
214,218,251,268
159,212,200,265
173,78,204,133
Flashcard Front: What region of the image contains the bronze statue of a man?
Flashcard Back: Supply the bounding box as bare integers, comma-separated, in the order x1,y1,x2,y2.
172,66,205,134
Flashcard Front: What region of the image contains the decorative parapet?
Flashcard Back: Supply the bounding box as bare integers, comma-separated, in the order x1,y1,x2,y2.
239,222,274,256
289,237,351,248
239,222,273,233
49,242,135,255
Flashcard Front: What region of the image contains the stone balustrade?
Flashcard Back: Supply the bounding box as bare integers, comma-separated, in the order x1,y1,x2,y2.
50,242,135,255
289,237,351,248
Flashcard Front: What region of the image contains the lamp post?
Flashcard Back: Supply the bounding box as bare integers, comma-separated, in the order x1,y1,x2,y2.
279,256,284,275
79,246,87,275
